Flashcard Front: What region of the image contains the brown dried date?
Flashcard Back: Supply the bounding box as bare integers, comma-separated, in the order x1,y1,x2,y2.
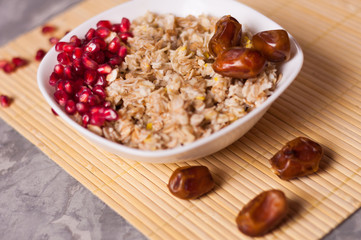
208,15,242,57
212,47,266,79
252,29,291,62
236,189,288,237
270,137,323,180
168,166,215,200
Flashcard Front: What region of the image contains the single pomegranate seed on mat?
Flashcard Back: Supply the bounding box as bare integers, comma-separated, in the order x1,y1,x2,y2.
0,95,11,107
3,63,16,73
42,25,56,34
12,57,28,67
120,17,130,32
96,20,112,30
54,90,69,106
0,59,8,69
97,64,112,75
51,108,58,116
49,37,60,45
65,99,76,115
35,49,46,61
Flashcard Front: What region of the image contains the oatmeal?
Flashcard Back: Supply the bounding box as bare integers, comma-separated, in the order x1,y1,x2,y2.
103,12,279,150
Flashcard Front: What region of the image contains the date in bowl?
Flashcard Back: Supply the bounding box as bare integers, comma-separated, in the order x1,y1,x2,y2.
37,0,303,163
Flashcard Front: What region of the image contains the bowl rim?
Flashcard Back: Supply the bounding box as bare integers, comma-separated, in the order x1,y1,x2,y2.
37,0,304,159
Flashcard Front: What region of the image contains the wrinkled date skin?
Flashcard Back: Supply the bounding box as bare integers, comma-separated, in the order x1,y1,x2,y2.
168,166,215,200
252,29,291,62
208,15,242,57
270,137,323,180
212,47,266,79
236,189,288,237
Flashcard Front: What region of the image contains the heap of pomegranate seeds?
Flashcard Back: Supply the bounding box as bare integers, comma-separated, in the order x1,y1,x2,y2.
50,18,132,127
0,95,11,108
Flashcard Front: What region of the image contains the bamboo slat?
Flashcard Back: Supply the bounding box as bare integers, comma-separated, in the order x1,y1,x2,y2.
1,0,361,239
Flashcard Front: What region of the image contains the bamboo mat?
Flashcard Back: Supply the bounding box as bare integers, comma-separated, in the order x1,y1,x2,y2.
1,0,361,239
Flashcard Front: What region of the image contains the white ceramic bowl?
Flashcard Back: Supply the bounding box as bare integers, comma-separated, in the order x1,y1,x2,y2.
37,0,303,163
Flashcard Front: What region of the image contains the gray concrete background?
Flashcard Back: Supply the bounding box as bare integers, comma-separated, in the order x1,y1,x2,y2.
0,0,360,239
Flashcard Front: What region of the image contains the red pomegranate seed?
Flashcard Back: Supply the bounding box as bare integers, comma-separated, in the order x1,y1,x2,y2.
57,52,71,65
78,89,91,103
118,46,127,58
90,106,105,115
82,54,98,70
55,42,66,52
84,42,100,53
72,47,83,59
35,49,46,61
51,108,58,116
49,37,59,45
120,18,130,32
3,63,16,73
97,64,112,75
85,28,97,41
65,99,76,115
96,27,110,38
0,95,11,107
103,101,111,108
12,57,28,67
70,35,81,47
108,37,121,53
97,20,112,30
82,113,91,127
84,69,97,85
76,102,89,114
63,43,76,53
87,94,100,106
49,72,59,86
76,86,90,98
72,59,84,76
94,75,106,87
54,90,68,106
108,56,122,66
93,51,105,64
104,108,118,121
0,59,8,69
89,107,106,126
119,32,133,42
63,66,73,79
42,25,56,34
91,37,107,50
63,80,74,94
111,24,121,33
56,80,65,91
54,64,64,76
93,85,106,99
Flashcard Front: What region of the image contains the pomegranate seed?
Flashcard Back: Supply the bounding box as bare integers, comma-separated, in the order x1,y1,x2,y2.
111,24,121,33
90,106,105,115
97,20,112,29
57,52,71,65
49,72,59,86
56,80,65,91
72,47,83,59
63,66,73,79
3,63,16,73
84,42,100,53
118,46,127,58
0,59,8,69
87,94,100,106
93,85,106,99
103,101,111,108
63,43,76,53
91,37,107,50
108,37,121,53
72,59,84,76
54,64,64,76
89,107,106,126
54,90,68,106
70,35,81,47
51,108,58,116
85,28,97,41
82,113,91,127
0,95,11,107
78,89,91,103
94,75,106,87
65,99,76,115
120,18,130,32
119,32,133,42
55,42,66,52
76,102,89,114
63,80,74,94
82,54,98,70
97,64,112,75
76,86,90,98
84,69,97,85
49,37,59,45
108,56,122,66
42,25,56,34
93,51,105,64
96,27,110,38
35,49,46,61
104,108,118,121
12,57,28,67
